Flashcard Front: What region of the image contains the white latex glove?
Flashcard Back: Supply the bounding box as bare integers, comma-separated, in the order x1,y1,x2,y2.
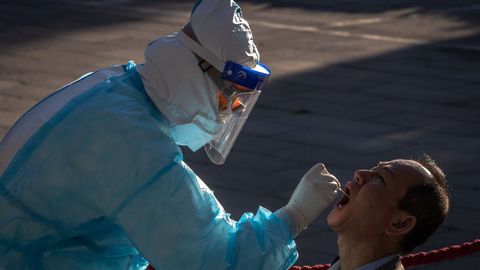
281,163,340,236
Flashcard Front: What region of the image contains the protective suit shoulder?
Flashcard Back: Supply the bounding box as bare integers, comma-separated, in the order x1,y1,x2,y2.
1,67,181,229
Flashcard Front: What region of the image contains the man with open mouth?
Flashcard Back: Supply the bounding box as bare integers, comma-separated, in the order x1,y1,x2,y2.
326,155,450,270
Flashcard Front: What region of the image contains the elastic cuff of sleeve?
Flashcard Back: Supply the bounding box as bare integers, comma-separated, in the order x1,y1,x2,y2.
274,207,305,238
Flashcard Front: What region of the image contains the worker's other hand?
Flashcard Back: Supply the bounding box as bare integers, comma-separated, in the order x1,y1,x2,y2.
283,163,340,236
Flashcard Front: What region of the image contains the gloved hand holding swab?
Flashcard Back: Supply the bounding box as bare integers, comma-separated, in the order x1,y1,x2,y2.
278,163,342,236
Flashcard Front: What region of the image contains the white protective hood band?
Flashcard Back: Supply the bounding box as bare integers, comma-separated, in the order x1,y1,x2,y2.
176,30,225,72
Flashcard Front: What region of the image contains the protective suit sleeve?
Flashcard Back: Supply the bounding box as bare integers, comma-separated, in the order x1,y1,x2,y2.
112,161,298,270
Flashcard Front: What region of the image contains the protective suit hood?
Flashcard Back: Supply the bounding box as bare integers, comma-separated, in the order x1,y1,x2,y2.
138,0,260,152
190,0,259,68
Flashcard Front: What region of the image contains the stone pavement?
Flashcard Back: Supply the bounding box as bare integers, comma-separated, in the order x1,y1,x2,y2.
1,0,479,268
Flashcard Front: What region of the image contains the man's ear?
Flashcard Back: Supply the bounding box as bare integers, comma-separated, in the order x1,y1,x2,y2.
385,212,416,236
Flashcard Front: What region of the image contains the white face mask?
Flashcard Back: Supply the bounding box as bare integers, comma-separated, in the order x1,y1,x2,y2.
170,112,221,152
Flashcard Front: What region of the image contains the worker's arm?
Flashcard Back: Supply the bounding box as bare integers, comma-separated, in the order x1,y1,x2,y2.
114,160,298,270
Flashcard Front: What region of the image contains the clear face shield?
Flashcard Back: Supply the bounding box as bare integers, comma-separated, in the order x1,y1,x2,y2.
175,29,271,165
205,61,271,165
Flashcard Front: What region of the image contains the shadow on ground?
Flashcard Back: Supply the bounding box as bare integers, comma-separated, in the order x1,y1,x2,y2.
1,0,480,52
246,0,480,20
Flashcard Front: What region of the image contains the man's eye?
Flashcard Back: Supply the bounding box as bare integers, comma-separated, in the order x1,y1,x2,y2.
375,175,385,184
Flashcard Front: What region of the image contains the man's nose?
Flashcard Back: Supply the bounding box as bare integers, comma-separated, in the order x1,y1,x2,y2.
354,169,372,186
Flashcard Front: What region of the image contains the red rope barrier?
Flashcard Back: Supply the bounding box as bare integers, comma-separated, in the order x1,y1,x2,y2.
401,238,480,267
289,264,331,270
289,239,480,270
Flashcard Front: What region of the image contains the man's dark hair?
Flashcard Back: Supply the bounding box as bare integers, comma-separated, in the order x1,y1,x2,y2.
398,154,450,252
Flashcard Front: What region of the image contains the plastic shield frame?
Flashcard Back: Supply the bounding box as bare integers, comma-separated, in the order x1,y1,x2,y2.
204,90,261,165
204,61,270,165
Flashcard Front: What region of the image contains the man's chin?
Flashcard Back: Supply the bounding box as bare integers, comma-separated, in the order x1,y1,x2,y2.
326,206,348,230
326,207,340,229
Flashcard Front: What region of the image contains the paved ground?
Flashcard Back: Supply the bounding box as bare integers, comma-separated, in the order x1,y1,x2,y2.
1,0,479,268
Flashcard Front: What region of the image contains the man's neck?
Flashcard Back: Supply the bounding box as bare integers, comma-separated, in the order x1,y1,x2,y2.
337,234,397,270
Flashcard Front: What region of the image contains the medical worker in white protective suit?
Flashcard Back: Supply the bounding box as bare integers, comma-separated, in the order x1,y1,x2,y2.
0,0,342,269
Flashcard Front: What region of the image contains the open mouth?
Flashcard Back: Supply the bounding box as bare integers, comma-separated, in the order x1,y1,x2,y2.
336,186,351,208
